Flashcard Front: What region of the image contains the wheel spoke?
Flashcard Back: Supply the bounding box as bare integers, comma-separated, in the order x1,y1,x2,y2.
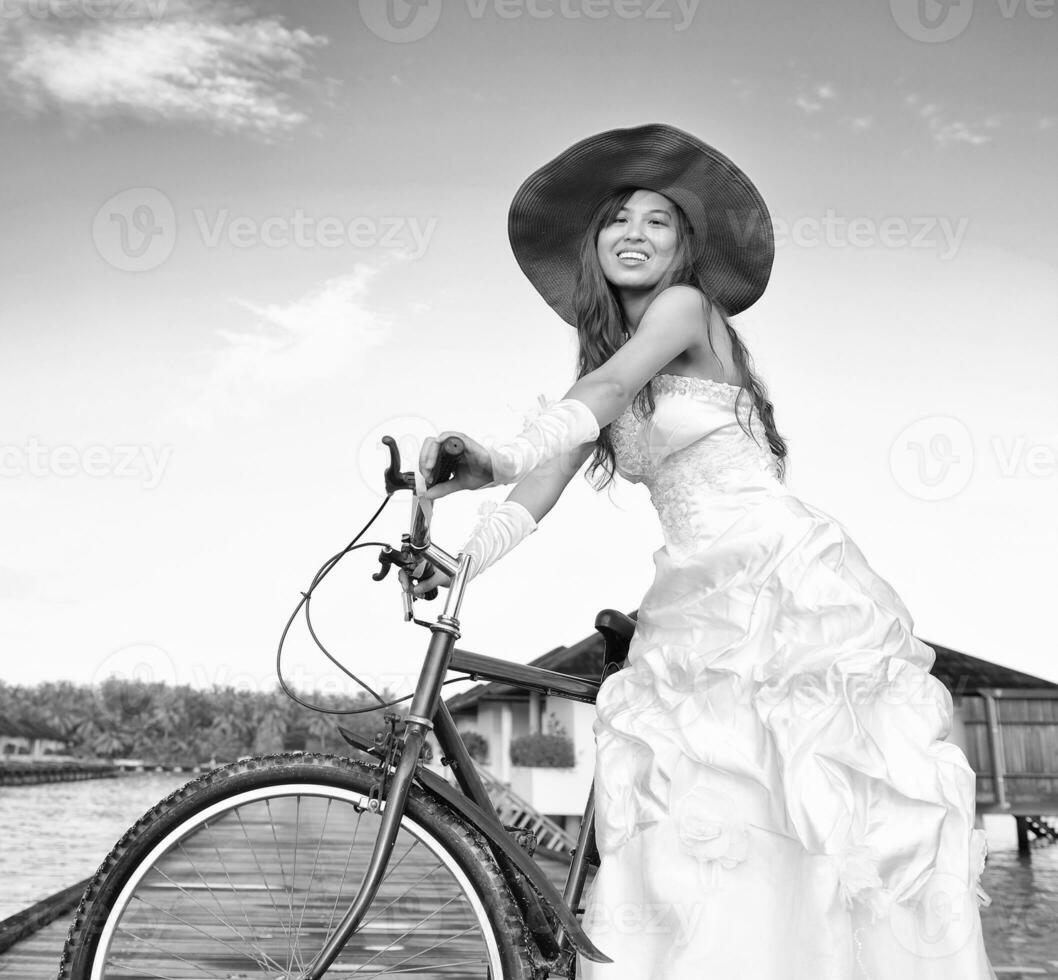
122,890,278,973
145,863,285,975
352,893,464,973
68,762,514,980
109,925,231,979
383,926,480,975
324,805,364,939
234,803,301,956
359,847,449,931
203,813,262,947
295,795,332,949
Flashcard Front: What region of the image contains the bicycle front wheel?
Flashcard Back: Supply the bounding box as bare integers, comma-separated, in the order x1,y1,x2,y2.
60,754,536,979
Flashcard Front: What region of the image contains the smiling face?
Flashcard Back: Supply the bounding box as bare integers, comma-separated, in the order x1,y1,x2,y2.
595,189,679,291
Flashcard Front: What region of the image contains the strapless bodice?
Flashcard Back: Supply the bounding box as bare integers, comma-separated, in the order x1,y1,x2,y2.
611,374,786,550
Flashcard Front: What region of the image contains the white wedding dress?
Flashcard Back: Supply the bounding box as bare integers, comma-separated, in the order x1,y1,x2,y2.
578,373,997,980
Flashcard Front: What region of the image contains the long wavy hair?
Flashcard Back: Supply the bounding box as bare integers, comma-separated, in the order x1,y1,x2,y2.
572,187,789,491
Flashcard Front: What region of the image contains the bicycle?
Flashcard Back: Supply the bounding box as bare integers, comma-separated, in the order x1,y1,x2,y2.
59,432,637,979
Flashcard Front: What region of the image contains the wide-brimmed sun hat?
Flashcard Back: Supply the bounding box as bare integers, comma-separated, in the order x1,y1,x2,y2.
508,122,774,323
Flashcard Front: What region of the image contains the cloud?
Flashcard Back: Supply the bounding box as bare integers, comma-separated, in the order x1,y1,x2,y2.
728,76,759,100
793,81,836,115
0,0,327,138
930,121,991,146
177,262,395,426
903,91,997,148
794,94,823,114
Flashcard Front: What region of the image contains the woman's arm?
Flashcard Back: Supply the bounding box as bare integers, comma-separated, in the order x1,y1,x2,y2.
561,284,712,427
420,284,710,498
409,441,593,597
507,440,595,523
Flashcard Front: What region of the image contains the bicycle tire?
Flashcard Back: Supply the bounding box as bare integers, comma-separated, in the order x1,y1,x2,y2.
59,753,538,979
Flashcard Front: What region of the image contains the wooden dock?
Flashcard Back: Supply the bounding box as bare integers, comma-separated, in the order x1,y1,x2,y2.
0,840,572,979
0,760,118,786
0,915,72,978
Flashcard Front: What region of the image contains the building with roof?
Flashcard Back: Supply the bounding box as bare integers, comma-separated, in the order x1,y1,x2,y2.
445,610,1058,836
0,717,68,759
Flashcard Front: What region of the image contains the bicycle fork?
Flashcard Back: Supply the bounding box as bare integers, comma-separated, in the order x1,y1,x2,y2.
301,612,462,979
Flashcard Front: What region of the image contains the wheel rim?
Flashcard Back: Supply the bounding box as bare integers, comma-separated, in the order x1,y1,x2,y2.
90,782,503,979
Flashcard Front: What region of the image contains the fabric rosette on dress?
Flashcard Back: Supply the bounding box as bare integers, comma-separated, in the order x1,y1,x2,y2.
672,785,750,888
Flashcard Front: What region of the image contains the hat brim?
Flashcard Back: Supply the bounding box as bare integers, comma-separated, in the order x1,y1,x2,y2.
508,123,774,324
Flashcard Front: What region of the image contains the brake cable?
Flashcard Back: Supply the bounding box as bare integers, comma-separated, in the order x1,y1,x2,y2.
275,492,467,716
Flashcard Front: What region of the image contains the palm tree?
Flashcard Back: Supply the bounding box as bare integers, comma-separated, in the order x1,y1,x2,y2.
254,696,288,754
307,712,336,753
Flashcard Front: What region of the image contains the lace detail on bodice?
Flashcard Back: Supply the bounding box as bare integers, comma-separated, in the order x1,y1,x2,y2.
610,374,784,550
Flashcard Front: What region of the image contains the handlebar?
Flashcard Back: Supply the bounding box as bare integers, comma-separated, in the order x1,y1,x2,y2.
380,434,465,496
374,434,468,616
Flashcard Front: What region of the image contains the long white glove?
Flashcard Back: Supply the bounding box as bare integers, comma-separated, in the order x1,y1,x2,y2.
482,397,600,487
460,500,538,581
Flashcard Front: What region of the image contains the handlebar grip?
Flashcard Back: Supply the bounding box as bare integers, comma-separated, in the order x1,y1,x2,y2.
415,436,464,602
428,435,465,489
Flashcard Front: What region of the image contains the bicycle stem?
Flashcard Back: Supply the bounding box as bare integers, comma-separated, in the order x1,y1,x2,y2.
301,552,473,980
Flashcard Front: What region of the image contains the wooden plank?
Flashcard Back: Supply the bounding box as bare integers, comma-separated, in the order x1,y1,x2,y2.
0,799,573,978
0,878,87,955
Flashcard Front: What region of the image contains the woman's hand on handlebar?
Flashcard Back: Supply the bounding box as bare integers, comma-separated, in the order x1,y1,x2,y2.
401,558,452,599
419,431,494,500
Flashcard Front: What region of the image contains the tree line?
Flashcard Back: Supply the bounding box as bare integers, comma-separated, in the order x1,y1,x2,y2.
0,678,394,766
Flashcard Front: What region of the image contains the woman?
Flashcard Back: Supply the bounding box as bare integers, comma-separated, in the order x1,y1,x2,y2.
415,124,997,979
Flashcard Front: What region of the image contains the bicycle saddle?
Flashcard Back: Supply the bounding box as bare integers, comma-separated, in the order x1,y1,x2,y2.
594,608,638,674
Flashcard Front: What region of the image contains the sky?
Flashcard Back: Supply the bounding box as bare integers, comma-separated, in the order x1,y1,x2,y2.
1,0,1055,702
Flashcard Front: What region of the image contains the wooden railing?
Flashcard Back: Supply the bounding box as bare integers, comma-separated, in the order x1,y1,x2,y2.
473,764,577,852
961,688,1058,812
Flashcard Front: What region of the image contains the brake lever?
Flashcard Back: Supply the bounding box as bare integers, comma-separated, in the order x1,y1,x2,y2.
372,546,398,582
381,436,413,494
378,432,464,617
396,560,436,620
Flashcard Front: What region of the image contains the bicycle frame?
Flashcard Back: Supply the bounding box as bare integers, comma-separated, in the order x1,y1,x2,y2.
301,480,613,978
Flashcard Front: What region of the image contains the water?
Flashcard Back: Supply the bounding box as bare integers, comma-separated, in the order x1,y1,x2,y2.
0,772,190,919
978,819,1058,970
2,777,1056,969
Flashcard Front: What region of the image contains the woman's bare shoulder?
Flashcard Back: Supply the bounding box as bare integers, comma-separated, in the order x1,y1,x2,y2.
649,285,738,382
647,283,709,312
